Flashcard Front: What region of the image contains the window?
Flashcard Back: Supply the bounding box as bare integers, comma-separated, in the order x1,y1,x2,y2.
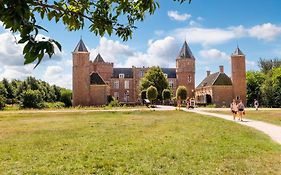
188,75,192,83
114,92,119,100
139,70,144,77
113,81,119,89
124,80,129,89
169,80,174,88
119,73,124,78
164,73,168,78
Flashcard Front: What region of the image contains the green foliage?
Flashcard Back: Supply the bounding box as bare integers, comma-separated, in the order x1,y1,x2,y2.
107,95,115,103
140,90,147,100
176,86,187,100
0,82,8,98
146,86,158,102
43,102,65,109
20,89,44,108
60,89,72,107
246,71,265,106
108,99,120,107
0,0,191,67
162,89,171,100
258,58,281,74
0,95,6,110
140,66,169,100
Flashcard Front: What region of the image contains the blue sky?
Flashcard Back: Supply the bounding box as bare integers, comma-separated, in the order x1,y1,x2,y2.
1,0,281,89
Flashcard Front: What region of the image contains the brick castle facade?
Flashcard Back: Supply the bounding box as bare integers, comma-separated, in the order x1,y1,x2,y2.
72,39,246,107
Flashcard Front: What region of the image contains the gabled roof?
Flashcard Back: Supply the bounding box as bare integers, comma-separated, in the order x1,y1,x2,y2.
73,39,88,52
94,54,105,63
90,72,106,85
196,72,232,89
177,41,195,59
161,68,176,78
232,46,244,56
112,68,133,78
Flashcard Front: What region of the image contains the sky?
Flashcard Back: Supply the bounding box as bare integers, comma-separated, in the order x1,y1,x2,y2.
1,0,281,89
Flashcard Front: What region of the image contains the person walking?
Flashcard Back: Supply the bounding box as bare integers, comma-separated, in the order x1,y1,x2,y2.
254,99,259,110
230,99,238,120
237,100,245,121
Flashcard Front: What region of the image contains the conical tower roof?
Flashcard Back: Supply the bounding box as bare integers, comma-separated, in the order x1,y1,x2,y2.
177,41,195,59
94,53,105,63
232,46,244,56
73,39,88,52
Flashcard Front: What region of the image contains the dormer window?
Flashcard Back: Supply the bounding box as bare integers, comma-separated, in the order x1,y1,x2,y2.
164,73,168,78
119,73,124,78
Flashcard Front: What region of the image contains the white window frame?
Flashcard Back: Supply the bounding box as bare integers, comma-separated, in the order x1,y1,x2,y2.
188,75,192,83
124,80,129,89
164,73,168,78
113,80,119,89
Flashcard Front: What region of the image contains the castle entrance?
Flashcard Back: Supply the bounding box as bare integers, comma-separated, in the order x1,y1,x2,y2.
206,94,212,104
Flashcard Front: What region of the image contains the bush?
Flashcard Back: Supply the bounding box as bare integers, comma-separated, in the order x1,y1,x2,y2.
140,90,147,100
108,99,120,107
0,95,6,110
20,89,44,108
162,89,171,100
176,86,187,100
146,86,158,102
43,102,65,108
60,90,72,107
107,95,115,103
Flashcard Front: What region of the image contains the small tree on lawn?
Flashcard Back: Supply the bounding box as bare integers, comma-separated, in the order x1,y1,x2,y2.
162,89,171,105
140,90,147,104
176,86,187,110
21,89,44,108
0,95,6,110
146,86,158,106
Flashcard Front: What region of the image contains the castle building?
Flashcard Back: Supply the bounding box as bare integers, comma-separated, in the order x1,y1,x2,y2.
72,39,195,106
72,39,246,107
195,47,246,106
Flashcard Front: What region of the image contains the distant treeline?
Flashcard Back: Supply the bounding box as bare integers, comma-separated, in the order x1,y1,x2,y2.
0,76,72,109
247,58,281,107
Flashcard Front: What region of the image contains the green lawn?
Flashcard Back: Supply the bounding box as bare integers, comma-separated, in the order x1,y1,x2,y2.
205,109,281,126
0,110,281,174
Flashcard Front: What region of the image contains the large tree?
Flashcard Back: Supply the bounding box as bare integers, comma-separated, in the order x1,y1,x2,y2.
140,66,169,100
246,71,265,107
0,0,191,67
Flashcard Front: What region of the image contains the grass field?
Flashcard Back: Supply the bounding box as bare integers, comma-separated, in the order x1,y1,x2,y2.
205,109,281,126
0,110,281,174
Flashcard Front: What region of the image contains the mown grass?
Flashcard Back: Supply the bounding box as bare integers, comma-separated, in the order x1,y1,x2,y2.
205,109,281,126
0,110,281,174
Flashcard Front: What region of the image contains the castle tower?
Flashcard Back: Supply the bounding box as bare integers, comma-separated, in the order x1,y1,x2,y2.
231,46,246,103
176,41,195,98
72,39,90,106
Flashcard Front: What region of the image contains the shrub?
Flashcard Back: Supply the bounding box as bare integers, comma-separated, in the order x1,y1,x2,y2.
162,89,171,100
20,89,44,108
140,90,147,100
176,86,188,100
107,95,115,103
43,102,65,108
108,99,120,107
146,86,158,102
60,90,72,107
0,95,6,110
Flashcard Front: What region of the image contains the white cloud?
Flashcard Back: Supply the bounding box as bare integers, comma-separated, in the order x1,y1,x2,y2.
168,11,191,21
0,65,34,80
43,66,71,89
249,23,281,41
199,49,229,60
44,66,63,77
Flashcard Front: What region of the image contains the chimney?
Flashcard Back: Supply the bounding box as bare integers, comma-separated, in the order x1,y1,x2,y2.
219,65,224,73
206,71,210,77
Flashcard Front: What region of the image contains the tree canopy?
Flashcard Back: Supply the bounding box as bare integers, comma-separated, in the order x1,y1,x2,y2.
0,0,191,67
139,66,169,100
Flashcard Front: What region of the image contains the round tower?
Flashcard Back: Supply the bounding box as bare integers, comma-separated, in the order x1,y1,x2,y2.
72,39,90,106
231,46,246,103
176,41,195,99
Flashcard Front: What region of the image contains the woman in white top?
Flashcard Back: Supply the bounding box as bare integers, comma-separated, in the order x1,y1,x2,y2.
230,99,238,120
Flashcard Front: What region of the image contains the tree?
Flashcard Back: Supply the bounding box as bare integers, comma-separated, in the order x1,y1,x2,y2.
0,82,8,98
20,89,44,108
146,86,158,104
0,0,191,67
60,89,72,107
1,78,15,103
0,95,6,110
176,86,187,101
258,58,281,74
140,66,169,100
246,71,265,106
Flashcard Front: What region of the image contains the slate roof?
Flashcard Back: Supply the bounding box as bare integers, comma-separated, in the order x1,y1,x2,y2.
177,41,195,59
196,72,232,88
90,72,106,85
73,39,88,52
161,68,176,78
94,53,105,63
232,46,244,56
112,68,133,78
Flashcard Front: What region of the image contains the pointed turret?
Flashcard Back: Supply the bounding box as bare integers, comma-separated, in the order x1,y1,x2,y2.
94,53,105,63
177,41,195,59
74,39,88,52
232,46,244,56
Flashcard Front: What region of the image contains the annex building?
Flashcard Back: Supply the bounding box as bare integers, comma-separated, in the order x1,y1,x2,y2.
72,39,246,107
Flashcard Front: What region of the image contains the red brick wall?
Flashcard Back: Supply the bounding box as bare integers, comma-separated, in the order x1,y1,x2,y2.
231,55,246,103
89,85,109,106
